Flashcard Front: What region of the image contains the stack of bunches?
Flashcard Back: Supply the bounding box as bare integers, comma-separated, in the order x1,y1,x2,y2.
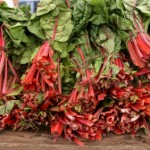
0,0,150,146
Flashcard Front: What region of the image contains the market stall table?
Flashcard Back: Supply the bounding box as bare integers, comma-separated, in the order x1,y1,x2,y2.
0,130,149,150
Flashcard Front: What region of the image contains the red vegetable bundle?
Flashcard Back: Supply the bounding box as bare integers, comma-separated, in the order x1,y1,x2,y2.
21,41,59,112
127,16,150,68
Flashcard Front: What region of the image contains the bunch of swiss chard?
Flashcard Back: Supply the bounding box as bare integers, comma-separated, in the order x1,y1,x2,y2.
0,0,150,146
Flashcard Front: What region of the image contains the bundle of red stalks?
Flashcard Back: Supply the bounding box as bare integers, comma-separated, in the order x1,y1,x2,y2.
0,3,150,146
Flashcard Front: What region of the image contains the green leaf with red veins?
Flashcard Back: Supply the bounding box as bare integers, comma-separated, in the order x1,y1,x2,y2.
98,26,116,53
40,6,74,42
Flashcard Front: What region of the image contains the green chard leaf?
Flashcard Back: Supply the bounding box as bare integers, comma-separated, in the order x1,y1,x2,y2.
5,100,21,114
89,0,108,25
72,0,92,33
103,97,115,107
7,86,23,97
40,6,74,42
20,46,40,64
109,14,133,30
0,4,30,22
5,23,31,46
36,0,56,16
27,19,46,40
94,57,103,74
0,100,22,115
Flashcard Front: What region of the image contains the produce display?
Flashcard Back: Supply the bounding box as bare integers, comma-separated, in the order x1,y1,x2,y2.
0,0,150,146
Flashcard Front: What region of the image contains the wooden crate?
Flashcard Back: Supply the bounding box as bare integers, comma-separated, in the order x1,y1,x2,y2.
0,130,149,150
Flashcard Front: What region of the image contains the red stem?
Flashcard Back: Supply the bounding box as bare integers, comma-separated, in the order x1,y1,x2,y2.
66,0,70,8
0,27,5,47
0,51,5,75
57,58,62,95
34,41,49,63
40,99,50,110
136,35,150,55
40,41,50,58
36,70,40,82
41,78,46,92
139,33,150,48
51,121,63,136
95,57,108,82
52,17,59,41
65,110,75,121
2,58,8,94
68,88,78,104
114,58,124,70
88,84,94,98
35,70,41,92
77,46,85,62
75,117,93,127
58,96,68,106
6,76,13,92
48,50,56,69
27,101,38,112
22,64,37,84
8,59,19,81
7,77,17,94
139,17,145,31
0,73,2,95
133,13,141,30
131,37,144,60
93,108,103,121
42,75,54,88
77,46,92,79
127,40,144,68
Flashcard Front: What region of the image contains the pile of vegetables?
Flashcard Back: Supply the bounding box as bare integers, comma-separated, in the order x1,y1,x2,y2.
0,0,150,146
